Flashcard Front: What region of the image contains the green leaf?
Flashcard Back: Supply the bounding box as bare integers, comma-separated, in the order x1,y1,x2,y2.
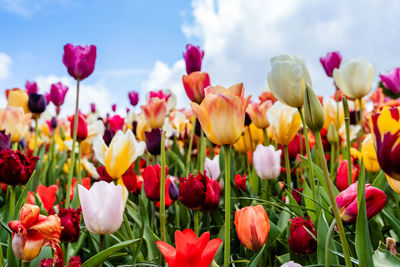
355,160,374,267
168,150,186,174
373,245,400,267
317,211,339,265
249,164,259,196
381,209,400,238
371,171,387,190
247,244,266,267
81,239,140,267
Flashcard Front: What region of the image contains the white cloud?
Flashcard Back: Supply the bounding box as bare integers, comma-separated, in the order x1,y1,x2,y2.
143,0,400,107
0,0,71,17
0,53,12,80
35,75,115,117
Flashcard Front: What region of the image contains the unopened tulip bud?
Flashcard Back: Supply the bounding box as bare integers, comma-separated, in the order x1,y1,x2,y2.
327,122,338,144
28,93,47,114
304,85,325,132
168,180,179,201
288,216,317,255
145,128,162,156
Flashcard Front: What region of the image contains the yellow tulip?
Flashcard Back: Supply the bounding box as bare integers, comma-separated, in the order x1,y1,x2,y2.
267,102,301,145
361,134,380,172
233,123,264,153
323,98,344,130
136,115,151,141
191,83,251,146
93,129,145,179
6,88,29,113
0,106,31,142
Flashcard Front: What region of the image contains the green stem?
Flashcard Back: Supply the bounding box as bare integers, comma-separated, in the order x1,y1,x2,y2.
264,179,270,200
160,130,166,242
186,115,196,177
343,101,353,188
358,98,364,149
394,193,400,219
8,186,15,220
12,142,18,151
65,79,80,208
21,261,30,267
200,128,206,172
263,128,269,146
297,108,316,202
77,142,82,185
223,145,231,267
315,131,352,267
330,143,336,181
283,145,292,194
174,201,180,228
34,116,39,156
325,219,336,267
194,210,199,235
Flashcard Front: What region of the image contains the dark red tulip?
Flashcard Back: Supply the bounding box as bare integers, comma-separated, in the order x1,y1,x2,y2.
96,166,113,183
235,174,246,191
107,114,124,133
279,133,305,161
0,149,38,186
288,216,317,255
145,128,162,156
68,256,81,267
69,113,88,142
59,208,81,243
143,164,168,202
128,91,139,106
102,128,114,146
63,44,97,81
183,44,204,74
122,165,143,195
179,172,220,212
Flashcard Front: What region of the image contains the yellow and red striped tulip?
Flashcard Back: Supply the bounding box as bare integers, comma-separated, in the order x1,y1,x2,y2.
141,97,167,129
6,88,29,113
246,101,272,129
0,106,31,142
267,101,301,145
190,83,251,146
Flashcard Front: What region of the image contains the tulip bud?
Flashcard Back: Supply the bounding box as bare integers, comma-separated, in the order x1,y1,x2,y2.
26,80,39,95
128,91,139,106
327,122,339,144
304,85,325,132
28,93,47,114
49,82,69,107
336,183,386,224
234,205,270,251
319,51,342,77
235,174,246,191
107,114,124,133
182,71,210,104
342,97,349,117
380,68,400,95
70,113,88,142
145,128,162,156
336,160,358,191
102,128,114,146
143,164,168,201
183,44,204,74
6,88,29,113
204,155,220,179
288,216,317,255
122,165,142,195
90,103,96,113
168,180,179,201
111,104,117,112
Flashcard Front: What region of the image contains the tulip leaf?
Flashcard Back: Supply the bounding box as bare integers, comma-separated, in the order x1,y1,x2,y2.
381,209,400,238
81,239,140,267
373,244,400,266
317,211,339,265
371,171,387,190
249,164,259,196
303,181,316,222
247,244,266,267
355,161,374,267
12,167,38,220
168,150,186,174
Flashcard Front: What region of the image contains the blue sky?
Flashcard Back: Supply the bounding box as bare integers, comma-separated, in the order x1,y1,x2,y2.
1,0,400,115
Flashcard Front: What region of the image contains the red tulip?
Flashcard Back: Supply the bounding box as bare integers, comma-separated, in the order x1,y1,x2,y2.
32,185,58,213
156,229,222,267
122,164,143,195
182,71,210,104
235,174,246,191
179,172,220,212
336,160,359,191
107,114,124,133
63,44,97,81
279,134,305,161
96,166,113,183
58,208,81,243
143,164,168,201
336,183,386,224
0,149,39,186
69,113,88,142
69,177,91,201
288,216,317,255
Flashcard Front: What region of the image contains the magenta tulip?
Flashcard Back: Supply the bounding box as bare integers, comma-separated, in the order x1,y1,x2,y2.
25,80,39,95
49,82,69,107
128,91,139,106
62,44,97,81
380,67,400,94
183,44,204,75
320,51,342,77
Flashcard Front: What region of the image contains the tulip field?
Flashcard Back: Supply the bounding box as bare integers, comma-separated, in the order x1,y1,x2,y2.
1,44,400,267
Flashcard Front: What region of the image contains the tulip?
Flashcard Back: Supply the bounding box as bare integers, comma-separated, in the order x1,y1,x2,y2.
336,160,359,191
25,80,39,95
191,83,251,145
47,117,58,131
122,165,143,195
93,129,145,179
336,183,386,224
304,85,325,133
281,261,303,267
78,181,123,234
183,44,204,74
279,133,305,161
49,82,69,108
111,104,116,112
63,44,97,81
380,67,400,95
288,216,317,254
235,174,246,191
29,185,58,212
145,128,162,156
143,164,168,201
102,128,114,146
233,123,264,153
253,144,281,180
8,204,62,262
361,134,380,172
0,130,11,152
0,149,38,186
182,71,210,104
246,101,272,129
259,91,277,103
267,102,301,145
168,179,179,200
6,88,29,113
327,123,339,144
179,172,220,212
204,155,220,179
69,113,88,142
333,57,374,99
90,103,96,113
320,51,342,77
57,208,81,243
141,97,167,129
107,114,124,133
128,90,139,106
28,93,47,114
84,120,105,145
70,177,91,201
157,229,222,267
268,54,312,108
97,165,113,183
234,205,270,251
323,98,344,130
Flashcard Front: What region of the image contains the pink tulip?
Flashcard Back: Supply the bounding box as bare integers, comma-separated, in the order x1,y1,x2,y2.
49,82,69,107
380,67,400,94
253,144,281,180
25,80,39,95
320,51,342,77
204,155,220,179
63,44,97,81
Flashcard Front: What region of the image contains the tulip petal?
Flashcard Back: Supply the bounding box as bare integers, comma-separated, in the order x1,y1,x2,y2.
93,135,107,166
201,238,222,267
156,241,177,267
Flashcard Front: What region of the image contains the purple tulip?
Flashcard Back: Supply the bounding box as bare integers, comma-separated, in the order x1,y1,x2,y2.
111,104,117,112
145,128,162,156
28,93,47,114
49,82,69,107
380,68,400,94
128,91,139,106
168,180,179,201
0,130,11,152
62,44,97,81
25,80,39,95
320,51,342,77
90,103,96,113
183,44,204,75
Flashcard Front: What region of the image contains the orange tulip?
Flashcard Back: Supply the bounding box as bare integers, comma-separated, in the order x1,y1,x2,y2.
246,101,272,129
191,83,251,145
141,97,167,129
6,88,29,113
182,71,210,104
234,205,270,251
